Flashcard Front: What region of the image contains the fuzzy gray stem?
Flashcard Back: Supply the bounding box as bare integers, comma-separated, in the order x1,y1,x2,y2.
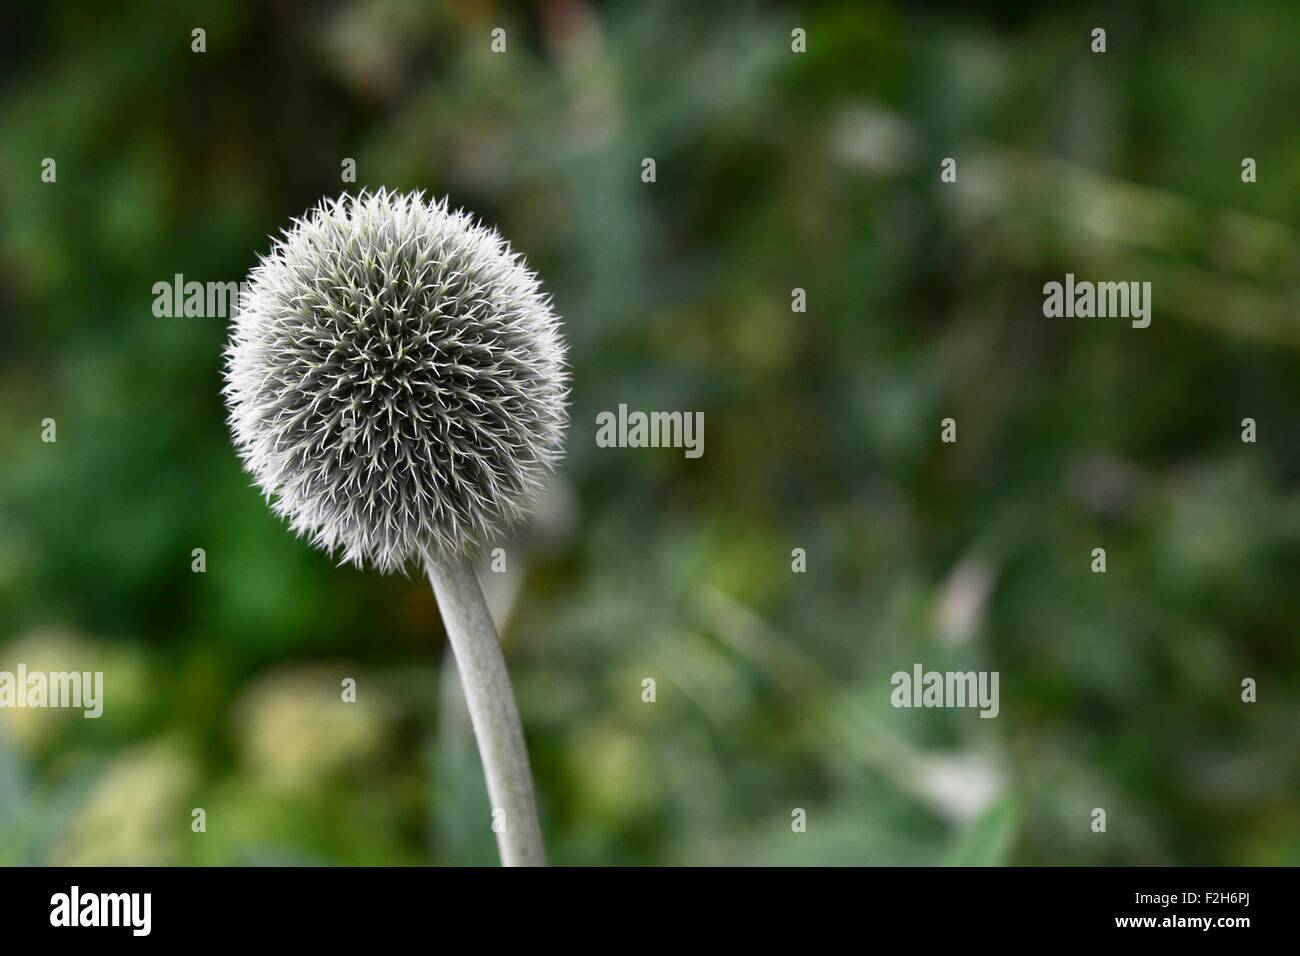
426,556,546,867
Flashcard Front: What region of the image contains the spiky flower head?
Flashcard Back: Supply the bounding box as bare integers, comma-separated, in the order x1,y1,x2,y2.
223,189,568,573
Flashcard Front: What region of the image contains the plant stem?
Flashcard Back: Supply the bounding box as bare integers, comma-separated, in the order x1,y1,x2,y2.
426,555,546,866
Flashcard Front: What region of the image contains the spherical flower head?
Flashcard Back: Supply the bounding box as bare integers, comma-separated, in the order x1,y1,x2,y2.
223,189,568,573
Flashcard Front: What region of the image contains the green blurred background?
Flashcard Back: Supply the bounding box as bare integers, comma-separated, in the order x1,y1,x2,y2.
1,0,1297,866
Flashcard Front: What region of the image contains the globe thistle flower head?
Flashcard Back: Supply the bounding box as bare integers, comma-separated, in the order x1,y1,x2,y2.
223,189,568,573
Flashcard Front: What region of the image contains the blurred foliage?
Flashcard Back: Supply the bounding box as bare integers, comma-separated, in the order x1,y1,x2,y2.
1,0,1298,866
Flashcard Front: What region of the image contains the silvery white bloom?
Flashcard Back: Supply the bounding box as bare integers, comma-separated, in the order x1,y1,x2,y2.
223,189,568,572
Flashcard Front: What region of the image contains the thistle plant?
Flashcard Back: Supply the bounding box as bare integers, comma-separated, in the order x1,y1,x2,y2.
223,189,567,866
